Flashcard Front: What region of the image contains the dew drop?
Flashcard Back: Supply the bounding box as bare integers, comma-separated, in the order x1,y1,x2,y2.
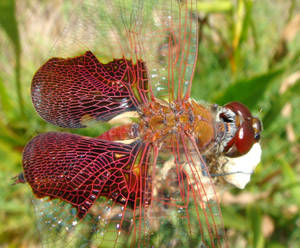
177,207,185,214
105,206,111,213
120,102,128,108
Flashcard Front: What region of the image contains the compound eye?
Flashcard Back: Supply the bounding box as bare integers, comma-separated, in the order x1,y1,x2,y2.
219,112,234,123
226,121,255,157
236,121,255,155
223,101,262,157
252,117,262,142
225,101,252,120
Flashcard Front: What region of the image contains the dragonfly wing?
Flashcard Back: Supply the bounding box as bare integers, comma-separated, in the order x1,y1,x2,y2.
23,131,155,247
146,134,226,247
148,0,199,101
38,0,198,105
32,51,148,128
23,132,143,218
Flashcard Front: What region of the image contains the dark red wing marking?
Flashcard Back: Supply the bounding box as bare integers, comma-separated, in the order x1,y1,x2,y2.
32,51,148,128
22,132,146,219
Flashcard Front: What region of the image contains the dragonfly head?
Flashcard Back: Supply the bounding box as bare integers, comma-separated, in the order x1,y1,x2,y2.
219,101,262,157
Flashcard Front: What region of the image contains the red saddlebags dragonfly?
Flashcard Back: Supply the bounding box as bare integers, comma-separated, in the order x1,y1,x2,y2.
16,0,262,247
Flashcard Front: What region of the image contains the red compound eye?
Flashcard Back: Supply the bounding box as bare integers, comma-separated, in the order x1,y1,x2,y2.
225,101,252,120
224,102,262,157
252,117,262,142
234,121,255,155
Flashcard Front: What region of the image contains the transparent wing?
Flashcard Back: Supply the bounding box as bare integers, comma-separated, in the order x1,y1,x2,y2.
28,133,226,247
146,134,226,247
42,0,198,104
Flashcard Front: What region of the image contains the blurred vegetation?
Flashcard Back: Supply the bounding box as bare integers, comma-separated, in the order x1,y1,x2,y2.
0,0,299,247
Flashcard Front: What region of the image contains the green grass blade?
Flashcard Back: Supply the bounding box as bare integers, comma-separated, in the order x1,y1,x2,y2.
0,0,24,117
214,68,285,108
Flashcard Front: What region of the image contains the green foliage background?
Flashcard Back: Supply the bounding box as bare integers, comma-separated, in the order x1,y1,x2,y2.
0,0,299,247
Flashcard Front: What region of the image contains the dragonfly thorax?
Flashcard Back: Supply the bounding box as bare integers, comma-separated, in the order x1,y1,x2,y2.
138,99,216,151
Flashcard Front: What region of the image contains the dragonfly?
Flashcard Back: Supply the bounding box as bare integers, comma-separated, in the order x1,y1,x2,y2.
15,0,262,247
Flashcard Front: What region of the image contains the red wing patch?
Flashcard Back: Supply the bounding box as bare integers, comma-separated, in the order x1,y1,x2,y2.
22,132,148,219
32,51,148,128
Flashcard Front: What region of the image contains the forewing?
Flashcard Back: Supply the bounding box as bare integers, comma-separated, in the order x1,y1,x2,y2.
33,0,198,127
145,135,226,247
24,133,225,247
69,0,199,101
23,132,155,247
